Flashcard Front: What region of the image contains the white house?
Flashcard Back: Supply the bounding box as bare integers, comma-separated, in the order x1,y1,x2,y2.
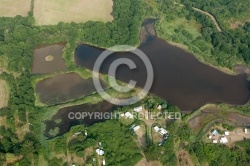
157,105,162,110
133,106,143,112
244,128,248,134
96,149,104,156
154,126,160,132
102,159,106,166
125,112,133,119
133,125,140,131
159,128,168,135
208,135,212,139
225,131,230,136
220,137,228,144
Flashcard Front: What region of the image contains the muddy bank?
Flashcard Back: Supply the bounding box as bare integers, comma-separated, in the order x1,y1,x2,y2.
139,18,157,43
188,108,250,131
234,64,250,77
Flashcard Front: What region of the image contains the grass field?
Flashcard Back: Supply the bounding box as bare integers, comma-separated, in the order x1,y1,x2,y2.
34,0,113,25
0,80,9,108
0,0,31,17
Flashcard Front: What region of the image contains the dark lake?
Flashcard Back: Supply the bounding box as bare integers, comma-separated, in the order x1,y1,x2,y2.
44,101,114,138
36,73,105,105
74,21,249,112
32,43,67,74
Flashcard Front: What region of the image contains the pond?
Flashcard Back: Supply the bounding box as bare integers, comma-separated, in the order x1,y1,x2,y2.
32,43,67,74
36,73,105,105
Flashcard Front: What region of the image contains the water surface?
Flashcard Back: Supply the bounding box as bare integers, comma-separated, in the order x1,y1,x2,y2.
74,21,249,112
36,73,104,105
44,101,114,138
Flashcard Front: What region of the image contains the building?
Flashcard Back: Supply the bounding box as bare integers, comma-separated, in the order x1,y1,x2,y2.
225,131,229,136
244,128,248,134
212,139,218,143
154,126,160,132
220,137,228,144
208,135,212,139
96,149,104,156
157,105,162,110
133,106,143,112
212,129,219,136
73,132,82,137
125,112,133,119
133,125,140,131
102,159,106,166
159,128,168,135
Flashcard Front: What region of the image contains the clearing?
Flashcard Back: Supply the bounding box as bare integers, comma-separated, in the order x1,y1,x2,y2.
230,19,250,29
34,0,113,25
0,0,31,17
0,79,9,108
177,150,194,166
14,111,31,141
135,158,162,166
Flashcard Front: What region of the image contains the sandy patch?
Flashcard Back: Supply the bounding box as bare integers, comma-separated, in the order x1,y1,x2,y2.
0,80,9,108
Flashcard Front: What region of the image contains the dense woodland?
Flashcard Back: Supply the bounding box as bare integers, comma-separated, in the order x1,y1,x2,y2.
181,0,250,29
0,0,249,165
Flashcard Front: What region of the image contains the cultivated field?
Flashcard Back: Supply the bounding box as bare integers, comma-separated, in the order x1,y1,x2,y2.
0,80,9,108
0,0,31,17
34,0,113,25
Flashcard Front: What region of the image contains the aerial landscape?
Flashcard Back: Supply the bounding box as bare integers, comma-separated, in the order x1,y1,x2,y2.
0,0,250,165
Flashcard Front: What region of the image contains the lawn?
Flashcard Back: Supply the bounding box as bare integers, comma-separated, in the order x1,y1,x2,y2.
0,0,31,17
34,0,113,25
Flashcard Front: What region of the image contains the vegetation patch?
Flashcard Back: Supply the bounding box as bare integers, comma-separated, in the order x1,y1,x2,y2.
177,150,194,166
0,0,31,17
33,0,113,25
45,55,54,62
0,80,9,108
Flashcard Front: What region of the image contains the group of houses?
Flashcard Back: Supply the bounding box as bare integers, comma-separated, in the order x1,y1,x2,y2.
209,128,248,144
120,106,143,119
121,104,163,120
208,129,229,144
95,142,106,166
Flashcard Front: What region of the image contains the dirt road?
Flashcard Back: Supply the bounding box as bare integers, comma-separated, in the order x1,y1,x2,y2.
176,2,222,32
